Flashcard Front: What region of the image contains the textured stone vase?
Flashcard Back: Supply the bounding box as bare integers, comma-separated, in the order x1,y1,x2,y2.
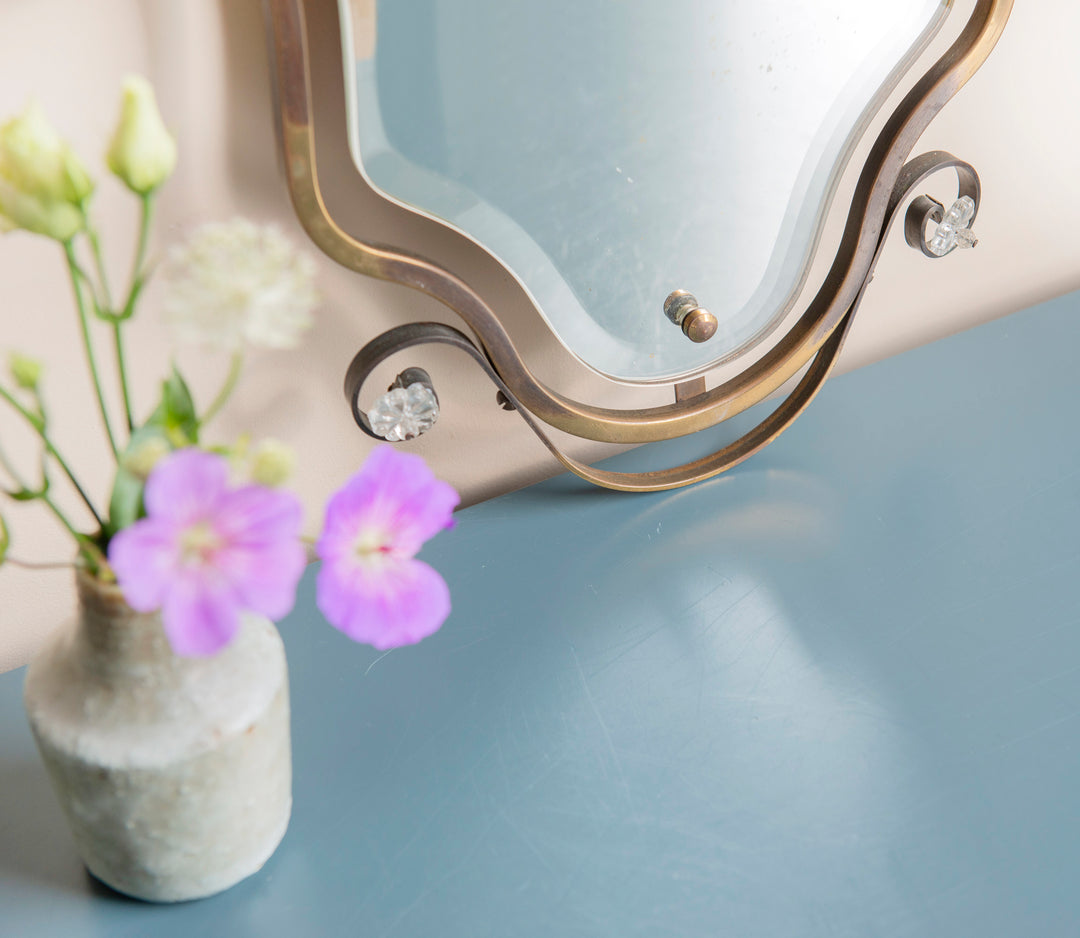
23,569,292,902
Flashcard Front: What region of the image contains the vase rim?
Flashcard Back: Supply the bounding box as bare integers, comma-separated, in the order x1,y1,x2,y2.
75,565,138,620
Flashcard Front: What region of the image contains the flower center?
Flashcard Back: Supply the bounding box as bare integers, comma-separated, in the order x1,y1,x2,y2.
229,285,252,310
179,521,222,566
353,526,393,564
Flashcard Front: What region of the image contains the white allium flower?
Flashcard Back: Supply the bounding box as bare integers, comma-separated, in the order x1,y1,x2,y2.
162,219,318,352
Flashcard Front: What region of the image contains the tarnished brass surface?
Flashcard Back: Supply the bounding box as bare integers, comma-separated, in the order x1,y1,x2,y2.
663,291,718,344
343,151,980,491
674,378,707,404
266,0,1012,459
683,309,718,344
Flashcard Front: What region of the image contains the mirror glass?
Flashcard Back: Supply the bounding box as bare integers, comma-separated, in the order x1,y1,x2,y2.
342,0,949,381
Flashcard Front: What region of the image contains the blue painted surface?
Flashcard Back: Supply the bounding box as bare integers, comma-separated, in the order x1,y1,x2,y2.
3,290,1080,935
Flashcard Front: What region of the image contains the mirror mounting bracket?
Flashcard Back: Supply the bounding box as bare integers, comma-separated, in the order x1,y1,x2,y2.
344,152,982,492
266,0,1012,491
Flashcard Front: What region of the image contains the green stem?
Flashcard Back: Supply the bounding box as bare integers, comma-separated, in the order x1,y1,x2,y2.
89,226,137,432
69,260,105,314
201,352,244,427
113,324,134,431
114,195,154,323
87,228,115,310
0,437,24,487
0,434,96,566
112,199,154,433
0,385,104,529
128,195,153,296
64,240,119,458
40,492,105,573
2,557,82,571
39,492,82,541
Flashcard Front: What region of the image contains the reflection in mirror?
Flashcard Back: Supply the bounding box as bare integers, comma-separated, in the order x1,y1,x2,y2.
342,0,949,381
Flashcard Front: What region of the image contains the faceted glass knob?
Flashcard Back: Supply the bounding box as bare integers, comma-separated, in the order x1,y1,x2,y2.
369,382,439,441
928,195,978,257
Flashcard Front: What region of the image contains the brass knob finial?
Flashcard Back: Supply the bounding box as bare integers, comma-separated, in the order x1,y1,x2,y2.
663,290,717,344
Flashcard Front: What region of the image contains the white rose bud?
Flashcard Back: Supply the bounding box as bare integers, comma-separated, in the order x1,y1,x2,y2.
106,76,177,196
250,439,295,488
122,436,171,481
0,101,93,241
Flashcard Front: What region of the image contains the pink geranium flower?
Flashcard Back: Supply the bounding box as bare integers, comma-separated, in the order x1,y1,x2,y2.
315,446,459,649
108,448,306,656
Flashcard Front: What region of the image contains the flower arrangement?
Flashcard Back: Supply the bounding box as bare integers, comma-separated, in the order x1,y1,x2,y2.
0,77,459,656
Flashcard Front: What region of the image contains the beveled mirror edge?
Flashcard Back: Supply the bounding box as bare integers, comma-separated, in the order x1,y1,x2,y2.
264,0,1012,482
338,2,956,384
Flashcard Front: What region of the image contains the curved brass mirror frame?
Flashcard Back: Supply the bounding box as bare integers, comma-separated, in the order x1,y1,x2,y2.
266,0,1012,491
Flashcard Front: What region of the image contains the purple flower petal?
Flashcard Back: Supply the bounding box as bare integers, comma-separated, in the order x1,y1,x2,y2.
316,555,450,650
108,448,308,657
211,485,306,618
161,572,241,657
214,536,307,620
143,448,228,525
314,447,458,649
319,447,458,557
214,485,304,546
108,518,180,612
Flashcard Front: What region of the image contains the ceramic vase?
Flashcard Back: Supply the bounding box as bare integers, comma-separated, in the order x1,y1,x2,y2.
23,569,292,902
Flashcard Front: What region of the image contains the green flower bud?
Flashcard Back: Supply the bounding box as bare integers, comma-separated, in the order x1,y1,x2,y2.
106,77,177,196
0,101,93,240
121,436,171,481
250,438,295,488
8,351,43,391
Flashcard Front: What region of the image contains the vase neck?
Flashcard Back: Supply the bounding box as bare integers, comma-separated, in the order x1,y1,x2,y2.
74,570,175,673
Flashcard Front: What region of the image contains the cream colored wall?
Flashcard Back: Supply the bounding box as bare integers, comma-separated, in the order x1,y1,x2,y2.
1,0,1077,672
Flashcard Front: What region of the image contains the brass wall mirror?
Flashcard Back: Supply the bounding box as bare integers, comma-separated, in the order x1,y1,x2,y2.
266,0,1012,491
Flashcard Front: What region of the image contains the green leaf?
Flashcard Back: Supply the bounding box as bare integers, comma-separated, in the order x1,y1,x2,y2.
4,468,48,502
105,423,169,537
147,365,199,446
8,487,42,502
0,514,10,566
106,465,145,538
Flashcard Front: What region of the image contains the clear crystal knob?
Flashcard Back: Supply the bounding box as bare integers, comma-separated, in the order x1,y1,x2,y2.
928,195,978,256
369,382,439,441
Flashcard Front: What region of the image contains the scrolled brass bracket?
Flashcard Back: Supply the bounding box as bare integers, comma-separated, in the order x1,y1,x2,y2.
903,156,981,257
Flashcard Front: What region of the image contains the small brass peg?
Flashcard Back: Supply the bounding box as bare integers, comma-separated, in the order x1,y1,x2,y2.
663,290,717,343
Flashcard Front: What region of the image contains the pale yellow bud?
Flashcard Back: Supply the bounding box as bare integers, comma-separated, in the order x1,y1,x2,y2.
8,351,43,391
122,436,171,481
106,77,177,196
0,101,93,240
250,439,295,488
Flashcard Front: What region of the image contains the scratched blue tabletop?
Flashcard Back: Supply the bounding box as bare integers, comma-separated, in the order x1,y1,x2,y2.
3,291,1080,936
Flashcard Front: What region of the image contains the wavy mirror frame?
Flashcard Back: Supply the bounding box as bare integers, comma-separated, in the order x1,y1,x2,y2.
265,0,1012,492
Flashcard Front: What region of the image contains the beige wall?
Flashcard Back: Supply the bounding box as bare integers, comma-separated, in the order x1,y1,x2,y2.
1,0,1078,672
